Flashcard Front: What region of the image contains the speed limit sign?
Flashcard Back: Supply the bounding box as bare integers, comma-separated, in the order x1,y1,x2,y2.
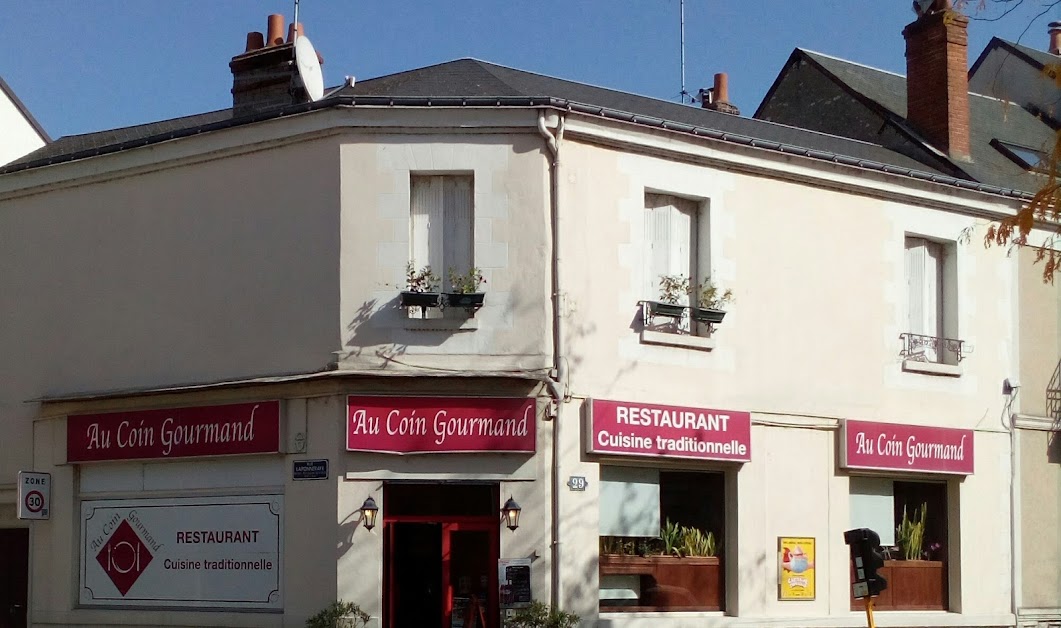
17,471,51,520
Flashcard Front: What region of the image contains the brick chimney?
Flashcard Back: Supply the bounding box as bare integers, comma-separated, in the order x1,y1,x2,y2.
1049,21,1061,55
229,14,321,116
699,73,740,115
903,0,970,160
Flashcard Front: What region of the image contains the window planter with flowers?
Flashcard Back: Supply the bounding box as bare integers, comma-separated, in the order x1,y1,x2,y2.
442,267,486,311
643,275,733,330
399,263,441,313
851,502,947,611
599,520,724,612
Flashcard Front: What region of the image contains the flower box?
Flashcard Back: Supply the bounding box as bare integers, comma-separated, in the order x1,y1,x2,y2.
399,291,441,309
644,301,687,319
850,560,947,611
599,554,723,611
442,292,485,310
691,307,726,324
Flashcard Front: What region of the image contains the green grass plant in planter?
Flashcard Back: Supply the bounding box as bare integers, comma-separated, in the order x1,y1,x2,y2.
681,526,718,557
660,518,684,556
896,502,927,560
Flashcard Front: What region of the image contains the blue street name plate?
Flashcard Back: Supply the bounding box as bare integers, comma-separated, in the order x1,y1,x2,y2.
293,459,329,480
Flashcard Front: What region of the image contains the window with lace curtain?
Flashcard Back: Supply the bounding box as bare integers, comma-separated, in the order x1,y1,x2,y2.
409,174,474,318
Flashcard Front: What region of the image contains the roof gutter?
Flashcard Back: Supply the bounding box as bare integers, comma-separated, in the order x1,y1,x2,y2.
0,95,1034,203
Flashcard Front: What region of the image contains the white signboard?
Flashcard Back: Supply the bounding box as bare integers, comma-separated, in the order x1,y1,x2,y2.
17,471,51,520
80,495,282,609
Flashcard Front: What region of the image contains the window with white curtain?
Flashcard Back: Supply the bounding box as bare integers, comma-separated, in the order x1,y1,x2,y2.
410,175,474,316
644,193,698,304
904,236,957,363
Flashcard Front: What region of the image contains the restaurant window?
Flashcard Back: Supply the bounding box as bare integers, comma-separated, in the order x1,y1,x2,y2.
850,477,949,611
599,467,725,612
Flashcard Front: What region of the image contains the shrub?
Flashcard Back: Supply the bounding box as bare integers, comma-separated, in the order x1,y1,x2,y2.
507,601,580,628
305,600,370,628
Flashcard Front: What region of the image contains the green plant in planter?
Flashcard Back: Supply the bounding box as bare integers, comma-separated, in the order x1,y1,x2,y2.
658,274,692,305
681,526,718,557
660,518,684,556
305,600,370,628
695,277,734,311
600,536,631,556
507,601,580,628
404,261,440,293
896,502,927,561
447,266,487,294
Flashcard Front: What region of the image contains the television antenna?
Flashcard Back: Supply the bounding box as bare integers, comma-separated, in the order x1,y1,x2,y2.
680,0,689,103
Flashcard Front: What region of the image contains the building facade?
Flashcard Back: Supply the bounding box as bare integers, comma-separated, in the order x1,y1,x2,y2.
0,9,1052,628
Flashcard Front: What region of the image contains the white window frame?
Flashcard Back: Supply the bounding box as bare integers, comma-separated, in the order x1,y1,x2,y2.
903,235,960,367
409,174,474,318
641,192,712,339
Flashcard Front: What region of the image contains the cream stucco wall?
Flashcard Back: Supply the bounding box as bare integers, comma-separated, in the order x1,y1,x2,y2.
26,374,550,627
0,136,343,495
1019,429,1061,610
336,132,552,373
561,138,1015,425
555,126,1018,627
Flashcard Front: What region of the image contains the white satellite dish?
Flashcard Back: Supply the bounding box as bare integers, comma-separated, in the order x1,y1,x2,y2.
294,35,324,102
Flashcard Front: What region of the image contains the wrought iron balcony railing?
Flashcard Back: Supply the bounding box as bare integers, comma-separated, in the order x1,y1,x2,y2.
899,332,967,364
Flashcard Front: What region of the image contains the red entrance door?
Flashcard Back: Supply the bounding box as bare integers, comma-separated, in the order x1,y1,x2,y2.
383,484,500,628
0,529,28,628
443,522,498,628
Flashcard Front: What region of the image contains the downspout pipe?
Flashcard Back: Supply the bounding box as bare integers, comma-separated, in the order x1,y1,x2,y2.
537,109,567,611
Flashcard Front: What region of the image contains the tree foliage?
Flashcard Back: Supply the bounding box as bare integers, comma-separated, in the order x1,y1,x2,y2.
955,0,1061,282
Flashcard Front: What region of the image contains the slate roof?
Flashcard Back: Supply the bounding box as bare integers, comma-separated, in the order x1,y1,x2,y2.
971,37,1061,74
757,48,1055,194
0,58,1001,193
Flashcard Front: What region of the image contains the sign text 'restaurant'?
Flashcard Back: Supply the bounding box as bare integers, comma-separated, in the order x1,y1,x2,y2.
588,399,751,462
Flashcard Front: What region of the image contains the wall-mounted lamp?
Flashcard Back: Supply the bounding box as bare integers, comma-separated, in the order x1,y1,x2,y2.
360,496,379,531
501,496,521,531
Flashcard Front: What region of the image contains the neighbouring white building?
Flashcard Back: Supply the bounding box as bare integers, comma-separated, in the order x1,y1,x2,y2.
0,8,1053,628
0,76,48,166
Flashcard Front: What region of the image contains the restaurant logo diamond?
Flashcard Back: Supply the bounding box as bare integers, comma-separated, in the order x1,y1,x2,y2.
95,520,153,596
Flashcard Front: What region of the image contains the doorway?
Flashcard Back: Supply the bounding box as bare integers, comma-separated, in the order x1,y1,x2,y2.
384,484,500,628
0,528,28,628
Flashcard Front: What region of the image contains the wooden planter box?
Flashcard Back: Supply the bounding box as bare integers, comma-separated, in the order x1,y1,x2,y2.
600,554,724,611
851,560,947,611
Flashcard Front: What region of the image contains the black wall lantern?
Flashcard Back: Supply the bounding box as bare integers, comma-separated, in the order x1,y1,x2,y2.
501,496,521,531
360,496,379,531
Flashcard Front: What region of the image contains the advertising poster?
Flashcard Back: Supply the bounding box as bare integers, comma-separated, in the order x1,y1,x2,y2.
778,537,815,600
80,495,282,609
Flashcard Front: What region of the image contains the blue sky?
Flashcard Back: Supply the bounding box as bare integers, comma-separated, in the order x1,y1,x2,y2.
3,1,1058,139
